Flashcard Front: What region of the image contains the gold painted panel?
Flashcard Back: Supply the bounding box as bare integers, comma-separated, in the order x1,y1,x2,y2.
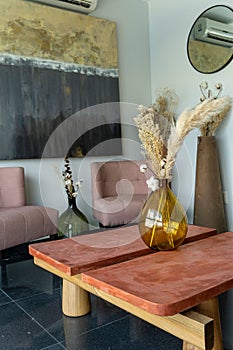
0,0,118,69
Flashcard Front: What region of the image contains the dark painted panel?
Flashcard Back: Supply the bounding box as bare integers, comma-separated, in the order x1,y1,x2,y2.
0,63,121,159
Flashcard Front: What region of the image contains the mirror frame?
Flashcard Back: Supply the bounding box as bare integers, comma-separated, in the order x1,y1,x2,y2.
187,5,233,74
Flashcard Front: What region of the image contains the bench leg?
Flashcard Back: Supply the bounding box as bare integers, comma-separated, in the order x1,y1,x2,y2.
183,344,199,350
183,297,223,350
62,279,91,317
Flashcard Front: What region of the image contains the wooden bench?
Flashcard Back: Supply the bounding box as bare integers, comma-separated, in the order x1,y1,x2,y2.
29,224,229,350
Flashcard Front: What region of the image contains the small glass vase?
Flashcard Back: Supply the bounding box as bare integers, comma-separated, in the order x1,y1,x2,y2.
58,197,89,238
139,180,188,251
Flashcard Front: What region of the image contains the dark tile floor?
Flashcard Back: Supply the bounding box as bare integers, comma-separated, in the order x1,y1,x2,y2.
0,243,183,349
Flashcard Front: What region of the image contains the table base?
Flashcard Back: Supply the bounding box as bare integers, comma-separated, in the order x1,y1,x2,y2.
34,257,219,350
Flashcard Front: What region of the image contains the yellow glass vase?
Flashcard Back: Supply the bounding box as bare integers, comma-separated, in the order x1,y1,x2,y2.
139,180,188,250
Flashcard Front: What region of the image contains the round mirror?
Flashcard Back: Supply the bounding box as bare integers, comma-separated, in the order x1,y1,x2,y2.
187,5,233,74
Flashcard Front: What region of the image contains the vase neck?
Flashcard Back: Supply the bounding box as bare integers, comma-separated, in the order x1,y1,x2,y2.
159,179,169,188
68,196,77,209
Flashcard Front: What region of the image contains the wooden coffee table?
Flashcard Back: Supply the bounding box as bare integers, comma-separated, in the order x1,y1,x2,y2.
29,224,233,350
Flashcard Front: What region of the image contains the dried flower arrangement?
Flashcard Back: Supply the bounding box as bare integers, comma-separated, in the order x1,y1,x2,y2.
62,156,83,199
134,88,232,182
150,87,178,126
199,82,232,136
135,88,232,250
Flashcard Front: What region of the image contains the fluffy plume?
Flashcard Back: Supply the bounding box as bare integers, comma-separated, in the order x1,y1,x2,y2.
176,96,232,140
199,97,232,136
135,95,232,181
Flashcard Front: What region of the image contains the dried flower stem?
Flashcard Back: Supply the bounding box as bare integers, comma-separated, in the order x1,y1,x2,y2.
62,156,82,199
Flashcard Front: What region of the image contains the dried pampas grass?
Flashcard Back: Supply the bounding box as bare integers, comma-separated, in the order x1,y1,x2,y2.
135,95,232,181
135,88,178,179
199,98,231,136
198,82,231,136
176,96,232,139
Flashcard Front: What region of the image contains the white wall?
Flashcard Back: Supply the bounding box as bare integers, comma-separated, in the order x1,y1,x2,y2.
148,0,233,228
148,1,233,348
0,0,151,227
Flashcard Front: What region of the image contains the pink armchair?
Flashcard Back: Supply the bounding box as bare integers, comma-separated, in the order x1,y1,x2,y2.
0,167,58,252
91,160,152,227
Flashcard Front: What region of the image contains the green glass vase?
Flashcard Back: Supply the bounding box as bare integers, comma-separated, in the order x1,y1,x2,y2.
58,197,89,238
139,180,188,250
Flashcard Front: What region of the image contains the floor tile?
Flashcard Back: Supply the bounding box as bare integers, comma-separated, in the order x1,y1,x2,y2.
0,289,12,306
0,259,61,301
62,313,182,350
18,291,128,343
0,302,57,350
42,343,66,350
17,288,65,342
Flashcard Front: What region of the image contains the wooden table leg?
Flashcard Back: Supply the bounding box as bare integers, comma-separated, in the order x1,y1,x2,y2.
183,297,223,350
183,344,200,350
62,279,91,317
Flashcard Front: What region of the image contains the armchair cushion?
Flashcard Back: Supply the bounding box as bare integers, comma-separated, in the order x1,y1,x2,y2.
93,194,148,227
0,206,58,250
91,160,153,227
0,166,58,251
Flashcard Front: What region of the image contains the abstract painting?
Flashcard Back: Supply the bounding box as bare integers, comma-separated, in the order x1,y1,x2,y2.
0,0,121,159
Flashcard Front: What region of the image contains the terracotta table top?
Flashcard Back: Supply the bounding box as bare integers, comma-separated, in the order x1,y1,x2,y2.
29,224,216,276
82,232,233,316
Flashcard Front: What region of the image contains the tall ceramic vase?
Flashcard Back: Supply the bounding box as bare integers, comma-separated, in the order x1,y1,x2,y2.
139,180,188,251
194,136,227,233
58,197,89,238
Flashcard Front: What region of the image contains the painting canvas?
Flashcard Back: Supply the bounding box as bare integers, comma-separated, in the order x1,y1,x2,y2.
0,0,121,159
